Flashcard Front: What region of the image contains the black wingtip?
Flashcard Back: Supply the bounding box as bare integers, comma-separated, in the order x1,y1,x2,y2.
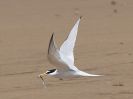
80,16,83,19
48,33,54,54
51,33,54,41
52,32,54,36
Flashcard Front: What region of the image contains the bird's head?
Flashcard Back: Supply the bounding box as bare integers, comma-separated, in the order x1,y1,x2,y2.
38,69,57,81
45,69,57,75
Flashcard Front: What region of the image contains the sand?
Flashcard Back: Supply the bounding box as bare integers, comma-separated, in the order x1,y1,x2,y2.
0,0,133,99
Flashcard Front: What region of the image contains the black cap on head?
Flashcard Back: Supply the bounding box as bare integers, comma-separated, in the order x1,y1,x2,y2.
46,69,56,74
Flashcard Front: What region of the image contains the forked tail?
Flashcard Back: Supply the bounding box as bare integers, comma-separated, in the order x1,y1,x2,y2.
79,71,102,76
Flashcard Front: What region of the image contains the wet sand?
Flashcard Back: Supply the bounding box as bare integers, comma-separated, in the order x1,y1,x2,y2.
0,0,133,99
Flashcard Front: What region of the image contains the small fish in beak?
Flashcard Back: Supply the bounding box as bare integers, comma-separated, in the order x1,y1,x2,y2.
38,73,47,87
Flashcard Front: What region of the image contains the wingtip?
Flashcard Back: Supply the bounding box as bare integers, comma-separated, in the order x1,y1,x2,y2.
52,32,54,36
51,32,55,40
80,16,83,19
48,33,54,54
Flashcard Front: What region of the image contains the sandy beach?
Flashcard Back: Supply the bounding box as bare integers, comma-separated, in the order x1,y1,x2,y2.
0,0,133,99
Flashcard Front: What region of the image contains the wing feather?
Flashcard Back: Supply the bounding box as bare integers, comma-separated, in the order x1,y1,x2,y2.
47,33,71,71
47,17,81,71
59,17,81,70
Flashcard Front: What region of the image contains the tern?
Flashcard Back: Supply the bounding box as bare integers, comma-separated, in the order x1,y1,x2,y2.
39,17,101,84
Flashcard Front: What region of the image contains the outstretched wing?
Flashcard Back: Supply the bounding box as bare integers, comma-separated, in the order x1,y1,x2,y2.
59,17,81,70
47,33,71,71
47,33,59,62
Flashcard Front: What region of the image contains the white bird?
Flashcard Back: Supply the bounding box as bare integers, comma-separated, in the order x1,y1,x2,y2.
39,17,101,83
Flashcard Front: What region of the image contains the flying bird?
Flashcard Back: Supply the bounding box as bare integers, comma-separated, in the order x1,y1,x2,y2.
39,17,101,84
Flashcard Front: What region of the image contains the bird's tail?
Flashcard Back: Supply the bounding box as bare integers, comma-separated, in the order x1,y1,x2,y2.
79,71,103,77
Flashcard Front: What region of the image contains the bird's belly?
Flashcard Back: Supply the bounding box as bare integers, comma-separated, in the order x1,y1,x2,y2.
52,71,80,79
